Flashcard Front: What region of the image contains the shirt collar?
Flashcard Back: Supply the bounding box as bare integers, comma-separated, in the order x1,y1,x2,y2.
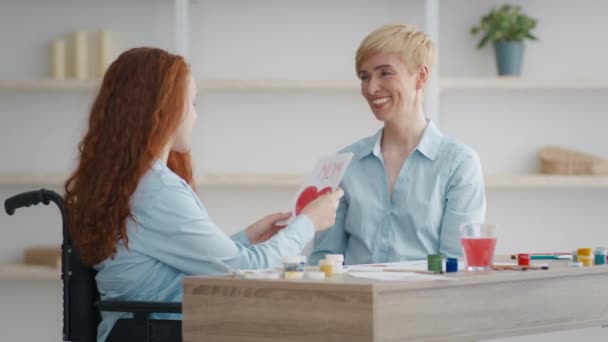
416,120,443,160
152,159,166,171
361,119,443,161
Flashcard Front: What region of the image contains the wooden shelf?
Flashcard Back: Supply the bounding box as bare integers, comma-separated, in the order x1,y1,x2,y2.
0,79,99,91
0,172,66,186
0,172,305,187
199,173,304,187
3,78,608,92
2,172,608,189
199,79,359,91
486,174,608,189
204,174,608,189
0,263,59,281
0,79,360,91
440,77,608,90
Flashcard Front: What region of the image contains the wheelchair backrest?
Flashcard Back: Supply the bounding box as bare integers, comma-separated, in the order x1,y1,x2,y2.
63,240,101,342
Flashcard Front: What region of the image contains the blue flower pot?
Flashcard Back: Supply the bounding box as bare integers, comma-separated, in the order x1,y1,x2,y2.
494,41,524,76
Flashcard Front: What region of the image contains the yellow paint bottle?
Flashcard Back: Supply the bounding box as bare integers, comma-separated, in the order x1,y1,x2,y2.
319,259,334,277
577,248,594,266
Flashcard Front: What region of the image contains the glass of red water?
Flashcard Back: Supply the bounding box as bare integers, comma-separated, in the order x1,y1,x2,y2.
460,223,497,271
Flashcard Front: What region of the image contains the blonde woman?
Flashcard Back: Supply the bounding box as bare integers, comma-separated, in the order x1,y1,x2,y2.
310,24,485,265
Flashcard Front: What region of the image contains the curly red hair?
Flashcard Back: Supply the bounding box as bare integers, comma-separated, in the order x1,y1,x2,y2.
65,47,194,266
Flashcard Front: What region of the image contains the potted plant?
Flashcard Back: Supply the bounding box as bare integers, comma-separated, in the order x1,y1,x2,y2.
471,4,538,76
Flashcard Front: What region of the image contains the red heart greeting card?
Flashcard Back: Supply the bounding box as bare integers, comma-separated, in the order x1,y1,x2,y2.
295,185,332,215
276,153,352,225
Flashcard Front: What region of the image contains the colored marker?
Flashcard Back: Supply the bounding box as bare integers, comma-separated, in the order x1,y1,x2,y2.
530,255,572,260
492,264,549,271
511,254,572,260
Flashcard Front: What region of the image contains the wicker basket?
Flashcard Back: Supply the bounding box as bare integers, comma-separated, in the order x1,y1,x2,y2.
23,246,61,269
538,146,608,175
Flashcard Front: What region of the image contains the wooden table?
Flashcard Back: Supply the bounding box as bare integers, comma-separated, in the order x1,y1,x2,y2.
183,260,608,341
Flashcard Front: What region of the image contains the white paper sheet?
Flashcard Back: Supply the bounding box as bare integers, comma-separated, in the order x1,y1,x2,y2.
345,260,465,273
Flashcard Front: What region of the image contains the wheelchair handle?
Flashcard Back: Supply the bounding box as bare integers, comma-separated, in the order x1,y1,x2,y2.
4,189,68,239
4,189,56,215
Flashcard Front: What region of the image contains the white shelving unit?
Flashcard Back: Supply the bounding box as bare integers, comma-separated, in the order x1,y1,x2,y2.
5,78,608,92
1,2,607,341
2,172,608,189
0,79,360,91
5,77,608,92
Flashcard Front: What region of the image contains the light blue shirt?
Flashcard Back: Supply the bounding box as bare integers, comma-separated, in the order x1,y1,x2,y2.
94,160,314,341
309,120,486,266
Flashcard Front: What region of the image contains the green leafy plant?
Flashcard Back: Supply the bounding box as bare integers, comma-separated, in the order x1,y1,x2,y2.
471,4,538,49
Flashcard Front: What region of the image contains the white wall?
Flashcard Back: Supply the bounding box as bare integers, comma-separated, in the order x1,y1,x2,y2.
1,0,607,341
439,0,608,254
440,0,608,78
0,280,62,341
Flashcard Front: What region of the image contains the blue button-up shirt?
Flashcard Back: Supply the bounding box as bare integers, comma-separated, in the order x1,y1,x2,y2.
309,120,486,266
94,160,314,341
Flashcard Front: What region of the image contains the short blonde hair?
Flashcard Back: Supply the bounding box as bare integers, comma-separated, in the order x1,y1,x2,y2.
355,24,435,76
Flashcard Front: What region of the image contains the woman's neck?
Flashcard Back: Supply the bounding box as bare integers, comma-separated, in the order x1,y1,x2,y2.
159,144,171,165
382,111,427,153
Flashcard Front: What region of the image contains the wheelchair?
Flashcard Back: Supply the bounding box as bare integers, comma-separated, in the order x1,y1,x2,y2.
4,189,182,342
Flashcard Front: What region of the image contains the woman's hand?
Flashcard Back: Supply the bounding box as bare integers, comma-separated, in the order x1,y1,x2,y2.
300,188,344,232
245,212,292,244
244,188,344,243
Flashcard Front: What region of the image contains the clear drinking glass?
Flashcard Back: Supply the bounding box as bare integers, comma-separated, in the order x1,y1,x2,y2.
460,223,497,271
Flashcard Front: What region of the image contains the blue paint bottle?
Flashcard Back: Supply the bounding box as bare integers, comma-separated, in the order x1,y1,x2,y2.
594,247,607,265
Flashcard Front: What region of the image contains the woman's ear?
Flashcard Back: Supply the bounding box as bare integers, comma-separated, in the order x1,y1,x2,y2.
416,64,429,91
